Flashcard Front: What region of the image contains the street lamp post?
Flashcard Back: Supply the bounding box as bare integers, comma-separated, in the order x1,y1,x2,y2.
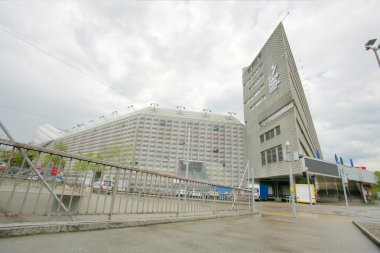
150,103,159,111
365,39,380,69
184,127,191,215
127,105,136,112
285,141,296,218
176,106,186,114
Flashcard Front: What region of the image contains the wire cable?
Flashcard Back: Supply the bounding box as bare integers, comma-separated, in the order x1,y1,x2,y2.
0,104,75,124
0,25,129,98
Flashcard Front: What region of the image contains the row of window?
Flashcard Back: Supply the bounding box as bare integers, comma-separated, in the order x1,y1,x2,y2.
245,54,261,75
249,74,263,92
260,102,294,127
260,126,281,143
249,96,266,110
244,67,262,88
261,145,283,165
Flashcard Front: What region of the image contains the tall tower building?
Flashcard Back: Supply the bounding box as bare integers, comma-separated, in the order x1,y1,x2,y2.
243,23,322,185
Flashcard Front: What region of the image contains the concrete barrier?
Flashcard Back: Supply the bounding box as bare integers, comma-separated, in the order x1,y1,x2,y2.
0,212,257,238
352,220,380,247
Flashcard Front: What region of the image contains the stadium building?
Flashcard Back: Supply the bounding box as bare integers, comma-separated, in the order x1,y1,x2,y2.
45,107,246,187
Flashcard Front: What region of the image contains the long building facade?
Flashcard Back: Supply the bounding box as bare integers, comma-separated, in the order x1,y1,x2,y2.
243,23,322,195
46,107,246,187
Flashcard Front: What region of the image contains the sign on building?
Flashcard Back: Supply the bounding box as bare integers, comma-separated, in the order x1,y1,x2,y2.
303,157,339,178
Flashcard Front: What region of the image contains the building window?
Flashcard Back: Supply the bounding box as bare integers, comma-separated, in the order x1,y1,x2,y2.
275,126,281,135
262,145,283,166
266,150,272,164
261,151,266,165
265,129,274,140
271,147,277,163
159,120,166,126
277,145,283,161
261,126,281,143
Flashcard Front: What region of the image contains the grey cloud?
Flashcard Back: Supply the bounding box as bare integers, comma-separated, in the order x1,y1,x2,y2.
0,1,379,171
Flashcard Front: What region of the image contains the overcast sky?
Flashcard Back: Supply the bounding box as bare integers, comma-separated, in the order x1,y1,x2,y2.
0,1,379,171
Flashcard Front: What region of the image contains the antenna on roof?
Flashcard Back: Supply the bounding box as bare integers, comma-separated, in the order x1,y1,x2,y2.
281,12,290,23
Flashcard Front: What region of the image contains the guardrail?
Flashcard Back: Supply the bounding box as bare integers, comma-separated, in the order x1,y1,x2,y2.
0,139,254,220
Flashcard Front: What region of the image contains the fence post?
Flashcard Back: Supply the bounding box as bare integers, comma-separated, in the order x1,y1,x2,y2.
109,167,120,220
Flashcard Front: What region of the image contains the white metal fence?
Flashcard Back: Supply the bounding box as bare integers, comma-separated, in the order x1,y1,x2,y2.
0,139,254,220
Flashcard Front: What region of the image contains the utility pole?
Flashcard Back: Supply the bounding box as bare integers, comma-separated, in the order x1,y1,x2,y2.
286,141,296,218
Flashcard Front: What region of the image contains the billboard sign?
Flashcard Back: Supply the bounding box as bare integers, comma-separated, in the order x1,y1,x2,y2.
303,157,339,178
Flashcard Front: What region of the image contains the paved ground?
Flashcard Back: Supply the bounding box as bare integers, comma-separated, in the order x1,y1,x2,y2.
358,221,380,240
0,212,379,253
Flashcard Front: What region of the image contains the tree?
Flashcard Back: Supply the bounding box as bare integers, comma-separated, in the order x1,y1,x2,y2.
371,171,380,195
0,148,38,167
72,144,134,179
42,141,68,170
73,151,104,173
100,144,134,165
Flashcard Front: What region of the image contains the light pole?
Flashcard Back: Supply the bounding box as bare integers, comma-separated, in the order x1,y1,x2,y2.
127,105,136,112
150,103,159,111
365,39,380,69
285,141,296,218
202,109,211,116
184,127,191,215
227,112,236,120
176,106,186,114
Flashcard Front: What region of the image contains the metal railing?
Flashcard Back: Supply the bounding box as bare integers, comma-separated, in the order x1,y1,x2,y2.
0,139,254,220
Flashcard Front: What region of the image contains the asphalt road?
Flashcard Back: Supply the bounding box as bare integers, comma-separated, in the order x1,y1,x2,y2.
0,213,378,253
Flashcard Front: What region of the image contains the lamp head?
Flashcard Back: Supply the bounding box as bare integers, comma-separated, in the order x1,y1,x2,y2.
365,39,377,50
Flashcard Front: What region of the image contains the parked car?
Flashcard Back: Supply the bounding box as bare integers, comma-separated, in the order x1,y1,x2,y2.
117,180,128,192
220,192,233,200
46,175,64,183
207,190,219,199
93,180,113,193
189,189,202,198
176,188,186,197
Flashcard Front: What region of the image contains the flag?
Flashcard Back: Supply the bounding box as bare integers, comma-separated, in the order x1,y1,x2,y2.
334,154,339,164
350,158,354,167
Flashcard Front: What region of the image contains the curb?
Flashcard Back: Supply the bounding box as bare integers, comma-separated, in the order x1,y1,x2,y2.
352,220,380,247
0,212,258,238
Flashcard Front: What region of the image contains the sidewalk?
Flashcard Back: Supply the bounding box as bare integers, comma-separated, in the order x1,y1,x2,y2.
1,211,378,253
0,211,255,238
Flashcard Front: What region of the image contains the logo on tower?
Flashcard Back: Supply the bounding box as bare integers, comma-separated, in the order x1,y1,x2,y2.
268,65,280,93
